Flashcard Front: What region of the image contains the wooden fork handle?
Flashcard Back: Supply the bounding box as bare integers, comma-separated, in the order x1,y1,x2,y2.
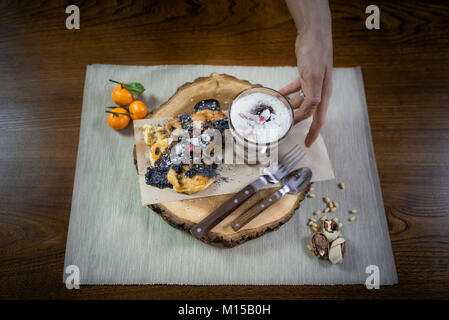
231,186,288,232
190,176,268,241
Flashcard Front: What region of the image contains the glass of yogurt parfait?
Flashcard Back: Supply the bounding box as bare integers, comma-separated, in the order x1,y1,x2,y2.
228,87,294,164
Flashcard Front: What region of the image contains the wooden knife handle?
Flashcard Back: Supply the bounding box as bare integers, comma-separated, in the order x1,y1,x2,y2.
231,187,287,232
190,176,268,241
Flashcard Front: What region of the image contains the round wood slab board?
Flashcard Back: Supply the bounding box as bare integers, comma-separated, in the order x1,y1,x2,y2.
136,72,311,247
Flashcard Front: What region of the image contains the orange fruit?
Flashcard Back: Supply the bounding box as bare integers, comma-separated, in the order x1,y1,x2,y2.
112,84,134,106
129,101,148,120
107,107,130,130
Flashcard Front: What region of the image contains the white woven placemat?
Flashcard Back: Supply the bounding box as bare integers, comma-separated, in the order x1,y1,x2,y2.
63,64,398,285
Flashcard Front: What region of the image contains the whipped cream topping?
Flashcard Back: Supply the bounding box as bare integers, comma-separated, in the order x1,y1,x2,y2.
230,92,292,143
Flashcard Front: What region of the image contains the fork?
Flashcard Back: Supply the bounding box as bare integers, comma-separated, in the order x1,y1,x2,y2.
190,144,306,241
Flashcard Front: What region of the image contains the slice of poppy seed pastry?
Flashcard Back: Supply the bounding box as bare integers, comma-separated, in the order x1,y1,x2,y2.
166,164,216,194
143,124,169,146
149,138,170,167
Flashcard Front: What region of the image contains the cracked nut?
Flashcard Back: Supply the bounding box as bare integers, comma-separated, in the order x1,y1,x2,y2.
338,182,345,189
328,237,346,264
323,218,341,242
311,232,329,259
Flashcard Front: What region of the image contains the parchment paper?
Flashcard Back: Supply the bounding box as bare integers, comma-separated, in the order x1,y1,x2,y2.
64,64,398,285
134,114,334,205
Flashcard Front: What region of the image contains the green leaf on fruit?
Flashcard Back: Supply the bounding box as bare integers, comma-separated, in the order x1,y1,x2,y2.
124,82,145,99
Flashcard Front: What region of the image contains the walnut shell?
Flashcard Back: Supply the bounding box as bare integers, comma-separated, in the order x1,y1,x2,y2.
310,232,330,259
328,237,346,264
323,219,341,242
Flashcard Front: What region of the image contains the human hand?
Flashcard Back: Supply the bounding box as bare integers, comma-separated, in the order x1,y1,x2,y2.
279,25,333,147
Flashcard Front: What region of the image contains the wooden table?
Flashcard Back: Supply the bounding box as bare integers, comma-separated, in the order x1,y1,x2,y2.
1,0,448,299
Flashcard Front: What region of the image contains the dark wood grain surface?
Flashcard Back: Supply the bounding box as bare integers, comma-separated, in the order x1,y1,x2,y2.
1,0,448,299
